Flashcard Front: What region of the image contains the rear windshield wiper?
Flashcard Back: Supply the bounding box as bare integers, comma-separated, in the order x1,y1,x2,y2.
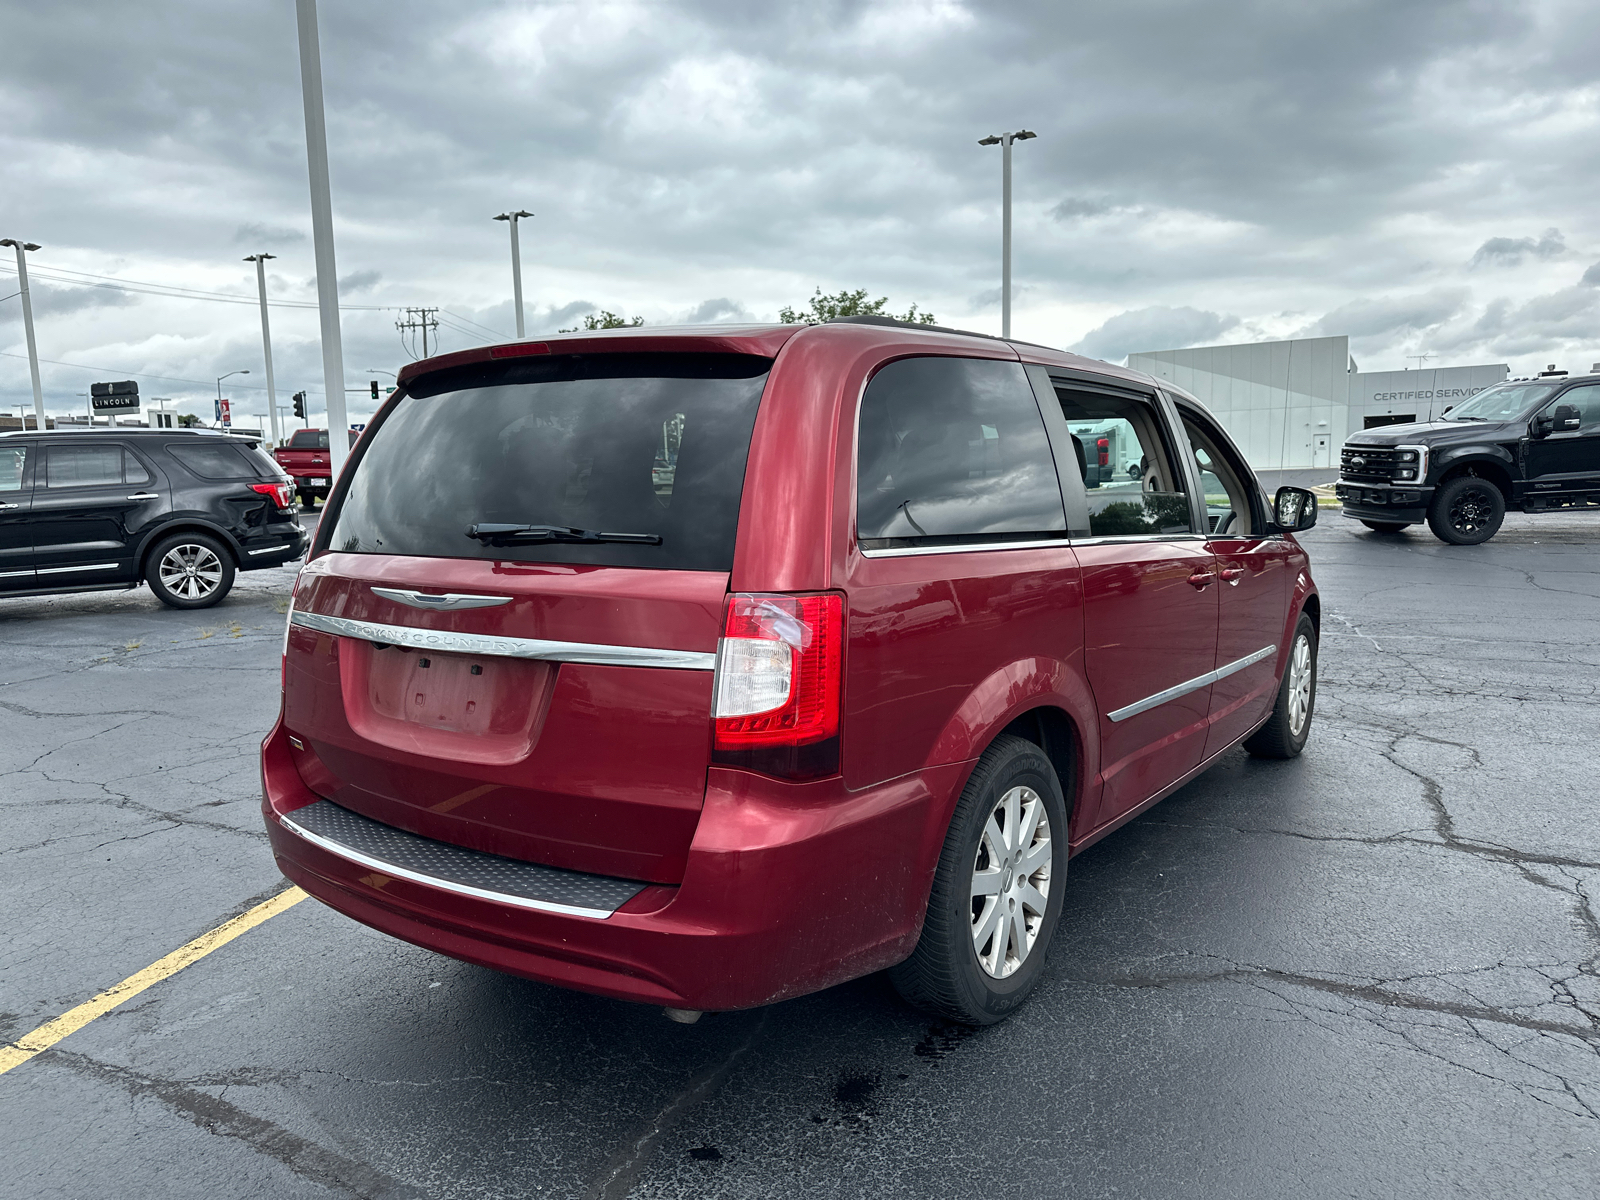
466,523,662,546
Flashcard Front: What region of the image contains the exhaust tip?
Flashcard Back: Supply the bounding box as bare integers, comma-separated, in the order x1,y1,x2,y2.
662,1007,704,1024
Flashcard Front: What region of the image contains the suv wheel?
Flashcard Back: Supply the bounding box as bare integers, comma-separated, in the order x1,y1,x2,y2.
1244,613,1317,759
146,532,235,609
1428,476,1505,545
1360,520,1410,534
889,735,1068,1026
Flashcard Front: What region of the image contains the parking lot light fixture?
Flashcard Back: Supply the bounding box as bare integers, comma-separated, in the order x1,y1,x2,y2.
978,130,1036,339
493,210,534,338
244,254,281,446
1,238,45,431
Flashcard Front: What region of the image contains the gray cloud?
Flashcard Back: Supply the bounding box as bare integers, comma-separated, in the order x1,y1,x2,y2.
1050,196,1121,220
1299,288,1468,341
682,297,755,323
1071,306,1240,362
15,283,137,318
1469,229,1566,268
234,223,306,246
338,270,381,294
1581,261,1600,287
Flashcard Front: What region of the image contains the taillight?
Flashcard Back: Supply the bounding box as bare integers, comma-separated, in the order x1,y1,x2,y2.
1097,437,1109,467
251,481,294,509
712,592,843,780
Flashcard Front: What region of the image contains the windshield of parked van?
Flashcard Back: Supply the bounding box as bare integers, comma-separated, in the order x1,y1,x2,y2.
1443,381,1557,421
325,353,771,571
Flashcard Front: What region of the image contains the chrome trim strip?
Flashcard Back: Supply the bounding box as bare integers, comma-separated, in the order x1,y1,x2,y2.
370,586,512,610
248,544,294,556
1067,533,1207,547
36,562,119,575
289,610,716,670
1107,644,1277,723
277,812,617,919
0,568,36,578
860,538,1072,559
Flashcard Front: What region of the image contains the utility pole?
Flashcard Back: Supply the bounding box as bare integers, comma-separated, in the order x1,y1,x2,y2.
493,210,533,338
294,0,350,478
396,308,440,359
977,131,1037,339
244,253,281,446
1,238,45,431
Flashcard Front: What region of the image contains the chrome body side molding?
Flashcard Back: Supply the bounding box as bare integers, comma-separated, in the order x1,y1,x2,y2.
1107,644,1278,723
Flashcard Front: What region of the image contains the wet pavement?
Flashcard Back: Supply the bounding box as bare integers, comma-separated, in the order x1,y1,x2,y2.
2,509,1597,1199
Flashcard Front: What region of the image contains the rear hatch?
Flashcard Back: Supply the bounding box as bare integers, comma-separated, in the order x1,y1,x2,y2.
283,351,772,884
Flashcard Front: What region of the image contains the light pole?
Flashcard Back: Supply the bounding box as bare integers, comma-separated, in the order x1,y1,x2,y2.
1,238,45,431
217,370,249,428
244,253,281,446
295,0,350,479
494,210,533,338
977,130,1036,339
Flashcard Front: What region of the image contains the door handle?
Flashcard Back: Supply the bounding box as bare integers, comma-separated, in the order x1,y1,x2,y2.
0,501,16,510
1220,567,1245,584
1187,571,1215,589
127,492,159,500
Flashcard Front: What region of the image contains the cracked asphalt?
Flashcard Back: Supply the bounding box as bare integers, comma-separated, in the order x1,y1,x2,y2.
2,509,1598,1199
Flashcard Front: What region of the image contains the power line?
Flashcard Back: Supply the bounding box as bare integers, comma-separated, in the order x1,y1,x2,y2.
441,309,509,340
0,261,394,312
396,307,440,359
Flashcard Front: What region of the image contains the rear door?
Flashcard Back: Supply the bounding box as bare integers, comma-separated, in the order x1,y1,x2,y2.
283,352,772,884
1040,375,1220,829
30,441,166,584
0,441,35,591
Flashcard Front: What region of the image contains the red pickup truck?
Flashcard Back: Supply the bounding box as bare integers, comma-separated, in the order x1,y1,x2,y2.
273,429,357,507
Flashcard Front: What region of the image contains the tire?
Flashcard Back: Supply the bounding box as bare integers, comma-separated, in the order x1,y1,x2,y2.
297,488,317,509
1244,613,1317,759
1427,475,1505,545
1360,520,1410,534
889,734,1069,1026
145,532,236,610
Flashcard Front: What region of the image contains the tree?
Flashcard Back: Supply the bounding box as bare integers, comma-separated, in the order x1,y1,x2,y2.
176,413,201,428
778,288,936,327
559,310,645,333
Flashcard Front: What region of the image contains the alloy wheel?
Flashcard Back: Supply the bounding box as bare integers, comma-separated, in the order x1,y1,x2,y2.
1449,486,1495,536
970,785,1053,979
1287,632,1313,736
158,543,224,601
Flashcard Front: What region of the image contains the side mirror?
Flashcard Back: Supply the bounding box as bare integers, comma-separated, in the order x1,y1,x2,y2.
1273,486,1318,533
1442,404,1453,414
1551,403,1581,433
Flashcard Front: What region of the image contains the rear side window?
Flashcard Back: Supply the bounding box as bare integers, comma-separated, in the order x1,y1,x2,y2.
326,353,772,571
856,356,1066,548
45,444,148,487
166,442,256,480
0,446,26,491
1055,389,1192,538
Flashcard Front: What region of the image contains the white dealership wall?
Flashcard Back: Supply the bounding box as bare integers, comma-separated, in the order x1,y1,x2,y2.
1127,337,1508,469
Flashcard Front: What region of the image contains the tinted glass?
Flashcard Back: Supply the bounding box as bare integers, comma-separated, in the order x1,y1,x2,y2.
1,446,27,492
167,442,256,480
1444,382,1556,421
1183,415,1256,537
239,444,287,476
46,444,125,487
1549,384,1600,431
327,353,771,571
1056,389,1192,537
289,430,330,449
856,357,1065,546
124,451,151,485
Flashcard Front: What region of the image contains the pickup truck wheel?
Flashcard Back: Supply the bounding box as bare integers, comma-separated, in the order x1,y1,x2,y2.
1244,614,1317,760
1428,476,1504,545
889,735,1068,1026
145,532,235,610
1359,520,1410,534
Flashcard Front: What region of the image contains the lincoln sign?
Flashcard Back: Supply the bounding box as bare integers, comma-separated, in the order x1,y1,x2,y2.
89,380,140,413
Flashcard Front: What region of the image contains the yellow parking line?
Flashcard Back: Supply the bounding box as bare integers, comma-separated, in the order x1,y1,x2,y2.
0,886,308,1077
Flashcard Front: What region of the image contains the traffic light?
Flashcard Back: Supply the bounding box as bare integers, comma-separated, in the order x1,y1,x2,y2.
370,380,379,399
292,391,307,420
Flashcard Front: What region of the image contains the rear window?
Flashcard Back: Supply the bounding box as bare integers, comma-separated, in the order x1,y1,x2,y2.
326,353,772,571
289,430,329,450
166,442,258,480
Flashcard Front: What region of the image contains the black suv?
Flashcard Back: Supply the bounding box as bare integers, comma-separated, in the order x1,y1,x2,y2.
1335,372,1600,544
0,429,308,608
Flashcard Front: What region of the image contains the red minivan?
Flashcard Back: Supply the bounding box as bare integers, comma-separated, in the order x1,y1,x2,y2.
262,318,1320,1025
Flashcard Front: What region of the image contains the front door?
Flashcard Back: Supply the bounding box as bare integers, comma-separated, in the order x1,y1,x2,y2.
0,441,35,591
1047,383,1220,828
29,441,166,584
1526,384,1600,499
1180,409,1294,757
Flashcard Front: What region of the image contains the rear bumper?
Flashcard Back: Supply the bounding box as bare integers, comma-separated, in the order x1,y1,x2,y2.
261,718,969,1010
1336,480,1431,524
238,525,309,570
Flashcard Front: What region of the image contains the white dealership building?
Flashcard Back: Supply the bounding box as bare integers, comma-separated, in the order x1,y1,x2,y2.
1126,335,1508,470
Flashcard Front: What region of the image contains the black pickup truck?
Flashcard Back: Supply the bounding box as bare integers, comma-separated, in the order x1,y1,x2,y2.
1336,371,1600,544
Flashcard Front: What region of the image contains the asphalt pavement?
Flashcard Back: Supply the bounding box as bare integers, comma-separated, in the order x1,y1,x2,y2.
2,507,1598,1199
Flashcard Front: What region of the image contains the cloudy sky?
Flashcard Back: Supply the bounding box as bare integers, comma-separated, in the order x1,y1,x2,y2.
3,0,1600,426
